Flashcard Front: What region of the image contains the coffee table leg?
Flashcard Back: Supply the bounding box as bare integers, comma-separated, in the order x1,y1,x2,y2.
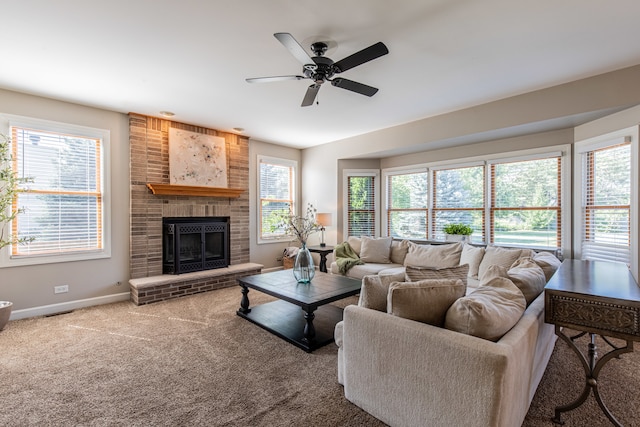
238,284,251,314
303,308,316,342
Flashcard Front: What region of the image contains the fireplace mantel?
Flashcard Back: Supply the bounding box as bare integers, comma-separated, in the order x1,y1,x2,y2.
146,183,245,198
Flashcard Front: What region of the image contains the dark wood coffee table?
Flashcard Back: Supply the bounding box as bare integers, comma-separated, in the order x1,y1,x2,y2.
236,270,361,352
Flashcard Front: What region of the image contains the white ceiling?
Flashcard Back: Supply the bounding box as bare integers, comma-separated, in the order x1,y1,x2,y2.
3,0,640,149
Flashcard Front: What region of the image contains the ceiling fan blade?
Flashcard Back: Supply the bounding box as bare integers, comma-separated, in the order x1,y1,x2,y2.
301,84,321,107
331,78,378,97
333,42,389,73
274,32,317,70
246,75,305,83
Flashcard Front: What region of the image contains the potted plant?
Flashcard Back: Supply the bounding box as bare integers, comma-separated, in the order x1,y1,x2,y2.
0,133,33,331
443,223,473,243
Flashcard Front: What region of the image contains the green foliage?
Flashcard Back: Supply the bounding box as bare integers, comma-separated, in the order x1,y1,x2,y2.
443,223,473,235
0,133,34,250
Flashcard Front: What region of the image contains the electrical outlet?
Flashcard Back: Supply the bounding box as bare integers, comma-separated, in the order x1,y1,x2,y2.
54,285,69,294
276,256,283,262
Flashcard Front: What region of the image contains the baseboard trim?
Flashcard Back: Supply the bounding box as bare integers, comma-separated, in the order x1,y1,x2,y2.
10,292,131,320
262,266,285,273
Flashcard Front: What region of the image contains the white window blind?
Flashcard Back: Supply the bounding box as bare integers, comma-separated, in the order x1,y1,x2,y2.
433,165,484,241
490,156,561,249
347,175,376,237
387,171,428,239
11,126,103,256
581,142,631,264
259,157,295,240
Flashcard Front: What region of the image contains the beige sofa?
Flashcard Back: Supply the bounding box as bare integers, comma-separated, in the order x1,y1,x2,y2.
333,237,561,427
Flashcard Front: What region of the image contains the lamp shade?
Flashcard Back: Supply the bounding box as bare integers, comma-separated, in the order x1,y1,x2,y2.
316,213,332,227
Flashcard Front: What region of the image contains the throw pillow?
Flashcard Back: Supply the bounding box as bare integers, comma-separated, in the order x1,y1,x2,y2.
387,279,465,326
347,236,363,257
477,246,534,281
390,239,410,264
359,236,393,263
459,244,485,279
444,276,526,341
403,242,463,268
533,251,562,281
405,264,469,287
358,275,396,311
507,257,547,305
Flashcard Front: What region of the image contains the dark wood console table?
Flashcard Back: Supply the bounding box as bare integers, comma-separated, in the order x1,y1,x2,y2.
545,259,640,426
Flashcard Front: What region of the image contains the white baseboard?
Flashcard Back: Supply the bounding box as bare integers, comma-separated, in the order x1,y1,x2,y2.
10,292,131,320
262,266,285,273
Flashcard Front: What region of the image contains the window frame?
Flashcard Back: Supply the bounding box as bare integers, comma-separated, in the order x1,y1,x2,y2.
0,114,111,267
257,155,297,245
384,167,428,239
573,127,638,278
343,169,379,239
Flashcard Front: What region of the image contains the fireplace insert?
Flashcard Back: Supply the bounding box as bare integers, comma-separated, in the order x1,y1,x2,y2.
162,217,230,274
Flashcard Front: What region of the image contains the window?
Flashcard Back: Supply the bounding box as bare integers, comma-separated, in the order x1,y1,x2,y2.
1,115,110,266
258,156,296,243
490,155,562,248
432,165,484,241
577,137,632,264
344,170,378,237
382,147,566,247
386,170,428,239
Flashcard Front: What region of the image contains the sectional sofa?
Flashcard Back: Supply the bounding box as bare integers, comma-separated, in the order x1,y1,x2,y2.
332,236,562,427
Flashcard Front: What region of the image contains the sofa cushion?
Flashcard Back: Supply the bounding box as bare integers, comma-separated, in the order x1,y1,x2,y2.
390,239,410,264
533,250,562,281
347,236,362,256
358,275,397,312
404,242,463,268
387,279,465,326
444,276,526,341
459,243,485,279
405,264,469,286
483,258,547,306
360,236,393,263
477,245,534,281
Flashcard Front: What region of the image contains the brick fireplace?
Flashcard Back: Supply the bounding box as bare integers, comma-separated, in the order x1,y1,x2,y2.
128,114,260,304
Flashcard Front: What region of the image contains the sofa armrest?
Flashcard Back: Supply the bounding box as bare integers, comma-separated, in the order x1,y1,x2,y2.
342,304,535,427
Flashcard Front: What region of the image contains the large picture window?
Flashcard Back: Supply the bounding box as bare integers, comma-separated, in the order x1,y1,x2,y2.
258,156,296,243
432,165,484,241
386,171,428,239
490,155,561,248
1,115,110,266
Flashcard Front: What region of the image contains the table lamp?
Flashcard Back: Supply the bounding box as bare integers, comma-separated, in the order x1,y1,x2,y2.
316,213,332,247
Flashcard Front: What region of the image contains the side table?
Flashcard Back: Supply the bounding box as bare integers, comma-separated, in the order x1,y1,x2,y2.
307,245,334,273
544,259,640,426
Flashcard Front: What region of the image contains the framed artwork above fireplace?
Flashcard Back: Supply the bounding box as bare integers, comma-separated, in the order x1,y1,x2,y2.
169,128,228,187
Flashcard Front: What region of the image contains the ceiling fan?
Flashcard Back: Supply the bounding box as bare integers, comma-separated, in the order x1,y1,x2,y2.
246,33,389,107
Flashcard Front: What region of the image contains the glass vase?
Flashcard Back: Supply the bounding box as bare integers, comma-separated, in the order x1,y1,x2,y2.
293,243,315,283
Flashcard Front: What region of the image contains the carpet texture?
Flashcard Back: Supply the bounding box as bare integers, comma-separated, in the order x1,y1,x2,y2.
1,286,638,426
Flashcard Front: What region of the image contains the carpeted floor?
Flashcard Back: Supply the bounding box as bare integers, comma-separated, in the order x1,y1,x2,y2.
1,286,638,426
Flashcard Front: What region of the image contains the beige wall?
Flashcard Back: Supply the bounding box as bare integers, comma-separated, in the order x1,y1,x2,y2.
0,89,130,318
302,65,640,248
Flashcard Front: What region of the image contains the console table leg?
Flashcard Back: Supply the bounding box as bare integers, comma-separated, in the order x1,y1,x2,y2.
551,327,633,426
238,284,251,314
303,308,316,343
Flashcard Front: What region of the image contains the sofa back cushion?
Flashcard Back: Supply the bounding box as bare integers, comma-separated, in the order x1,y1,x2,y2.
347,236,363,256
477,246,534,281
444,276,526,341
390,239,410,264
387,279,465,326
404,242,463,268
532,250,562,281
359,236,393,263
459,244,485,279
358,275,397,312
405,264,469,287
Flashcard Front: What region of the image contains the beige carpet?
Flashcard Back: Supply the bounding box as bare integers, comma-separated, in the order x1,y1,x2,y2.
1,286,638,427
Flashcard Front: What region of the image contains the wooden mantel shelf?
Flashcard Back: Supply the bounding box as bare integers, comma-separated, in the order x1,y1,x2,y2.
146,183,245,198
